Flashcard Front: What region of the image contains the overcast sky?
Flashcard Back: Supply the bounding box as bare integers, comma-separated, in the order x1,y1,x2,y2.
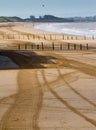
0,0,96,18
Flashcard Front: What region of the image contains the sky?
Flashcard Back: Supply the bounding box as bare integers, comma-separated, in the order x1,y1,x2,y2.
0,0,96,18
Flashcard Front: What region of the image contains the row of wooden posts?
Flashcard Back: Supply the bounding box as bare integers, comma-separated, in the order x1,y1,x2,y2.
17,43,89,51
0,34,95,40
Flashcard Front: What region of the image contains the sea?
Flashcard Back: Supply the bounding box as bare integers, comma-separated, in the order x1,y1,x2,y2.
35,22,96,38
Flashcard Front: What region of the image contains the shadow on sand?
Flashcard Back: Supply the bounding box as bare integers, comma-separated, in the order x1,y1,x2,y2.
0,50,55,69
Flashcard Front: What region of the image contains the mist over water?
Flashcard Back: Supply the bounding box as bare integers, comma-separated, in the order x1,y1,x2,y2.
35,22,96,37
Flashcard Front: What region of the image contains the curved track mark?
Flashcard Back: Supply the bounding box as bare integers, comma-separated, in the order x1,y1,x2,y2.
57,69,96,107
0,70,43,130
41,69,96,127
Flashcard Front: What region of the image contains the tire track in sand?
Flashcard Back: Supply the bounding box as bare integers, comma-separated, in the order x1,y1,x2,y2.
41,52,96,107
41,69,96,127
0,70,43,130
57,69,96,107
43,51,96,77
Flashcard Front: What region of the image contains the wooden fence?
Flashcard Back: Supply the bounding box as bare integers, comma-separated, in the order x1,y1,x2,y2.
1,43,90,51
0,33,95,40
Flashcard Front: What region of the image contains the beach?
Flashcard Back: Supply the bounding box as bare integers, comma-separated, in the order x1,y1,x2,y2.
0,22,96,130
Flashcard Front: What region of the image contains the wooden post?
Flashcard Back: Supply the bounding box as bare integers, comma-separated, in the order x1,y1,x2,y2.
92,35,94,40
71,36,73,40
13,34,14,39
74,44,76,50
67,36,69,40
31,44,33,49
18,44,20,50
33,34,35,39
84,36,86,40
7,34,9,39
28,35,30,40
19,34,20,40
9,34,10,39
52,42,54,50
34,35,36,39
37,44,39,50
44,35,46,40
3,34,4,40
50,34,52,40
80,44,82,50
60,44,62,50
86,44,88,50
55,35,56,40
68,43,70,50
25,44,27,50
63,35,64,40
38,35,39,39
23,35,24,40
41,42,44,50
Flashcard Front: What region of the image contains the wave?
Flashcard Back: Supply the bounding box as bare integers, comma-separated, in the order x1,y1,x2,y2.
35,22,96,37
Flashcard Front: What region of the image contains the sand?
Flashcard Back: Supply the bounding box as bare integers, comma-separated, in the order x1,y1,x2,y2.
0,70,18,123
0,22,96,130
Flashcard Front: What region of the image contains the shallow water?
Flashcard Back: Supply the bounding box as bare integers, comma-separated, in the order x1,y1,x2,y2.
35,22,96,37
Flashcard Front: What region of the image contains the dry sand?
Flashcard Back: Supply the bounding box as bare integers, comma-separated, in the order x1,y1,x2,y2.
0,70,18,123
0,22,96,130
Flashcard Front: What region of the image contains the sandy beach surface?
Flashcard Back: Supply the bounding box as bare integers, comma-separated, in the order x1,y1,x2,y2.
0,22,96,130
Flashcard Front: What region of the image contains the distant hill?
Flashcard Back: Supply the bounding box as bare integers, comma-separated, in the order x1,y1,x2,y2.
0,16,24,22
0,15,96,22
28,15,96,22
25,15,74,22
